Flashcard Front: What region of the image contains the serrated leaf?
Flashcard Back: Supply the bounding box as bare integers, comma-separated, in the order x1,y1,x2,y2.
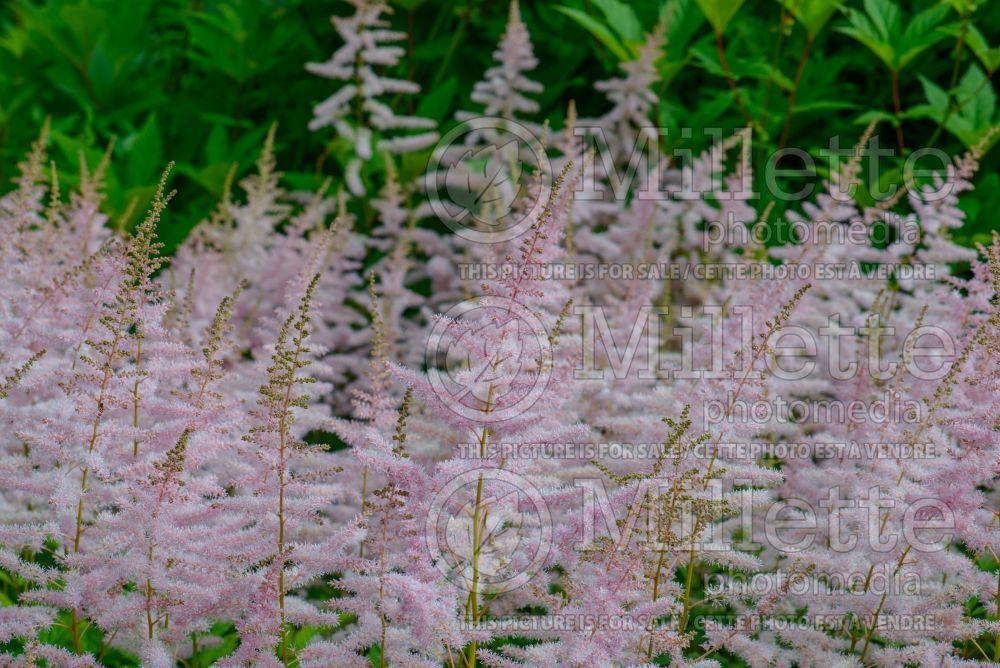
897,3,951,69
862,0,900,41
839,0,950,71
837,9,895,69
945,63,998,146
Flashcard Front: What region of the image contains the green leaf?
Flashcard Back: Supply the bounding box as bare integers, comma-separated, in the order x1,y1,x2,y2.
956,63,996,129
853,109,899,127
554,6,632,61
292,625,319,650
658,59,689,84
367,644,383,667
694,0,746,35
58,5,108,69
185,6,256,83
780,0,840,39
839,0,951,71
944,0,979,14
862,0,901,41
952,22,1000,75
838,9,895,69
897,3,951,68
656,0,706,84
592,0,643,44
416,75,458,122
790,100,860,114
125,113,163,186
914,74,949,120
664,0,706,56
85,44,114,104
920,64,1000,147
0,22,30,58
204,124,230,165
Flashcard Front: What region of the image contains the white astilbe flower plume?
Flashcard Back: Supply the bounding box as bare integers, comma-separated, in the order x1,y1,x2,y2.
307,0,437,196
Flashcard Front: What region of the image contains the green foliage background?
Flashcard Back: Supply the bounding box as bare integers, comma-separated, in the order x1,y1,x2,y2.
1,0,999,255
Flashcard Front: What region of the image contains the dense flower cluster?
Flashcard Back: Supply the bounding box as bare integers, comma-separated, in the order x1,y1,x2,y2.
1,3,1000,667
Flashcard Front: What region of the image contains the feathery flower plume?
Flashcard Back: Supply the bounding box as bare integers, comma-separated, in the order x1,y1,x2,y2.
307,0,438,196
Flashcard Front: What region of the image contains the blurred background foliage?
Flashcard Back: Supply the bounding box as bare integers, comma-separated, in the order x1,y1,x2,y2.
0,0,998,255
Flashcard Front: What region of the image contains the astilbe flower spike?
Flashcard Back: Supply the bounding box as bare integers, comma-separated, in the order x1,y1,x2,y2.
307,0,438,196
455,0,543,143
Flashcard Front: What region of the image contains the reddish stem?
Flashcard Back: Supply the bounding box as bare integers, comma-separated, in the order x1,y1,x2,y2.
715,32,753,126
778,34,814,150
891,69,906,154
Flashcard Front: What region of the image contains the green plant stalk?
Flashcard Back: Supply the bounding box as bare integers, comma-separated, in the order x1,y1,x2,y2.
847,562,877,652
71,326,127,653
778,34,814,149
278,403,290,666
714,31,754,127
646,481,682,659
277,343,304,666
378,520,389,668
928,14,970,148
359,468,369,559
857,543,911,661
678,534,698,634
464,383,495,668
133,337,142,458
678,319,785,634
761,9,793,130
994,559,1000,662
146,543,156,641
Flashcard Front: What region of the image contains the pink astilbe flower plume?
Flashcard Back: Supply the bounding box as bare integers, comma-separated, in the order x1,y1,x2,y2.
456,0,543,143
217,264,357,667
